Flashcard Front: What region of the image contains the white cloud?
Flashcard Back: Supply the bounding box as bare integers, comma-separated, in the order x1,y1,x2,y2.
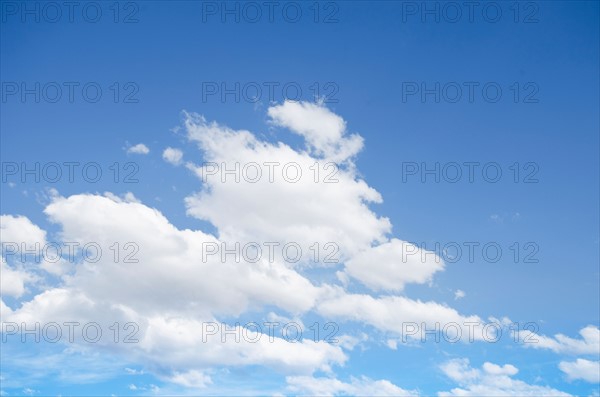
267,101,363,163
162,147,184,165
438,358,572,396
454,290,466,300
0,257,36,298
2,103,504,391
0,215,47,296
513,325,600,355
343,239,444,292
164,370,212,388
317,289,488,343
182,110,390,263
4,193,347,380
1,214,47,248
286,375,417,396
40,193,321,316
103,191,140,203
559,359,600,383
127,143,150,155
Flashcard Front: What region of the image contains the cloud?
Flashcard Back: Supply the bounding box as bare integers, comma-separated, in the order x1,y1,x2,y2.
0,257,36,298
40,193,321,316
454,290,466,300
559,359,600,383
267,101,364,163
127,143,150,155
164,370,212,388
343,239,444,292
438,358,572,396
0,215,47,296
317,290,488,343
513,325,600,355
182,110,390,263
1,214,47,248
4,193,347,380
286,375,417,396
162,147,183,165
2,102,503,390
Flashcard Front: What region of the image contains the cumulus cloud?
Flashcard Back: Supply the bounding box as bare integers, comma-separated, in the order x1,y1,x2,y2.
268,101,364,163
438,358,572,396
182,110,390,263
3,193,346,381
559,359,600,383
343,239,444,292
0,257,36,298
162,147,183,165
286,375,417,396
513,325,600,355
127,143,150,155
317,290,488,343
1,215,47,248
1,102,499,390
0,215,47,295
166,370,212,388
39,193,323,317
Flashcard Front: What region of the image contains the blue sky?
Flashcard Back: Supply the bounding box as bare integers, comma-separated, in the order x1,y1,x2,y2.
1,1,599,396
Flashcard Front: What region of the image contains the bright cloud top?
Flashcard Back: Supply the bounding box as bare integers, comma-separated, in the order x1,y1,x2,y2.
127,143,150,155
163,147,184,165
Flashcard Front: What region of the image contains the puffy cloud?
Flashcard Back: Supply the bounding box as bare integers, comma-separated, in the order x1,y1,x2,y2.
162,147,184,165
3,193,346,380
127,143,150,155
438,358,572,396
1,214,47,249
267,101,364,163
2,103,503,391
41,193,322,317
182,110,390,263
559,359,600,383
440,359,480,383
343,239,444,292
286,375,417,396
513,325,600,355
5,287,347,376
165,370,212,388
0,257,36,298
317,290,487,343
1,215,47,296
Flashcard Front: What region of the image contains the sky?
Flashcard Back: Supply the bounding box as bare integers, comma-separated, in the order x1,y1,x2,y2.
0,0,599,396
